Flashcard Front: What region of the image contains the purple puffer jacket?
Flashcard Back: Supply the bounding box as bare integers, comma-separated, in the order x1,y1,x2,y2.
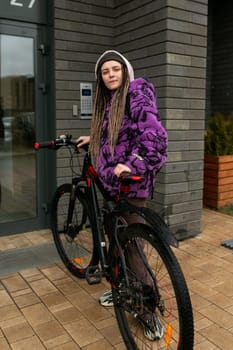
97,77,168,198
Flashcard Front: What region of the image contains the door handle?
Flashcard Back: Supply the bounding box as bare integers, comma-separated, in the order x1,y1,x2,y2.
39,83,47,94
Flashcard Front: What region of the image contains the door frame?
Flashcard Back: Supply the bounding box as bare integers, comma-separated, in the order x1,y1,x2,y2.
0,20,55,236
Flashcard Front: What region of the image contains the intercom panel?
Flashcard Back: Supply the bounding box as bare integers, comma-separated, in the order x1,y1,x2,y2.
80,83,92,118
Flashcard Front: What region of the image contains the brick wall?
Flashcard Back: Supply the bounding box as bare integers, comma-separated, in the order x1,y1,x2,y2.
160,0,208,238
114,0,168,207
54,0,114,183
54,0,208,239
114,0,208,239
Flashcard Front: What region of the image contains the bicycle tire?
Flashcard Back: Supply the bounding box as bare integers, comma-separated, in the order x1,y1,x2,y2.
51,183,99,278
110,223,194,350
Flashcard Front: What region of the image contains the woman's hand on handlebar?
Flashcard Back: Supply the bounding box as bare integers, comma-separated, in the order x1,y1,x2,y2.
76,136,90,148
114,163,131,177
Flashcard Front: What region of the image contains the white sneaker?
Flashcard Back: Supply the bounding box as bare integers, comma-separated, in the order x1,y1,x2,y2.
143,314,164,341
99,290,113,307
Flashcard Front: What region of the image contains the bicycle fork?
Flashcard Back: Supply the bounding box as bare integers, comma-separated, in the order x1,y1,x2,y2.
60,180,79,240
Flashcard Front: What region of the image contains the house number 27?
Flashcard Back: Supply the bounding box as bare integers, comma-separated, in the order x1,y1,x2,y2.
10,0,36,8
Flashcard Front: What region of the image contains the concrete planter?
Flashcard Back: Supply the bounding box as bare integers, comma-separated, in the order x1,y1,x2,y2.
204,155,233,208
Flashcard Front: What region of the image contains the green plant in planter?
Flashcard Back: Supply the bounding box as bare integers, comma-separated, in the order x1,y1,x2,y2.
205,112,233,156
227,112,233,151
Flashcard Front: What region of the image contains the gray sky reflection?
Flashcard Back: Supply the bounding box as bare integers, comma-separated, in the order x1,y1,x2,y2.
0,34,34,77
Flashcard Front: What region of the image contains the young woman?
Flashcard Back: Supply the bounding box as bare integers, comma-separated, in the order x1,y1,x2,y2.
77,50,168,341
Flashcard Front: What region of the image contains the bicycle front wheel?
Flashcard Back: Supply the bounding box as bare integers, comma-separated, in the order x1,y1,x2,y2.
51,183,98,278
110,223,194,350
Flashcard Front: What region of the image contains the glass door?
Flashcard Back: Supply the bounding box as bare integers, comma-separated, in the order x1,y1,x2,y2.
0,22,54,235
0,34,36,223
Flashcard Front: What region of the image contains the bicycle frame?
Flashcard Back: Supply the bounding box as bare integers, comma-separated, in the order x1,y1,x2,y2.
75,149,129,280
34,136,194,350
76,149,178,282
35,135,178,277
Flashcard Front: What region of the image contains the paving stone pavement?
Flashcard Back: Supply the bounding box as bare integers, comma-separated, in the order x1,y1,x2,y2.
0,208,233,349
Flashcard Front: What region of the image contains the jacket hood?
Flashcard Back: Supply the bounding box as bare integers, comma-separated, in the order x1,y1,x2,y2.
95,50,134,82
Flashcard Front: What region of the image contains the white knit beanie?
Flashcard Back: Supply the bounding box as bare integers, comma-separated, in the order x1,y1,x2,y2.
95,50,134,82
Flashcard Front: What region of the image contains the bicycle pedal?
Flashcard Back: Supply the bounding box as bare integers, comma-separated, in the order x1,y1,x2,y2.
86,265,102,285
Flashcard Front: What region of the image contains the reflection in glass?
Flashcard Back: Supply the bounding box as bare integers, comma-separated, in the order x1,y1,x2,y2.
0,34,36,224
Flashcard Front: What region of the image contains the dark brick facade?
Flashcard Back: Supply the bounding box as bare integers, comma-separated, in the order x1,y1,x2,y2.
208,1,233,118
54,0,208,239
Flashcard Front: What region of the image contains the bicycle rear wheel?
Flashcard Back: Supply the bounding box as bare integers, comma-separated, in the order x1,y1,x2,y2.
110,223,194,350
51,183,98,278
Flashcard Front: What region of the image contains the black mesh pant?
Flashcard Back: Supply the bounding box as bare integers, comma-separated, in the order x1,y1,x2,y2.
105,198,152,287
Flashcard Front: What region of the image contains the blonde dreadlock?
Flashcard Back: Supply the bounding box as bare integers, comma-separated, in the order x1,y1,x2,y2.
89,64,130,164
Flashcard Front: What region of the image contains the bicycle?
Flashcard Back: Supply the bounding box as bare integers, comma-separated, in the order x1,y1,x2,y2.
34,134,194,350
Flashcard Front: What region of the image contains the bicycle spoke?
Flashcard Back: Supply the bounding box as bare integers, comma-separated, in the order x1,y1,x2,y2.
111,224,193,350
51,184,98,278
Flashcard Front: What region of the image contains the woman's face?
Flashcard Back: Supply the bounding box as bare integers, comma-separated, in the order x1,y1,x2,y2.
101,60,123,90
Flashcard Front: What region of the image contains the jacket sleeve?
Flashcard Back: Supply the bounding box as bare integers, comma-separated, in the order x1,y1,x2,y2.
124,78,168,175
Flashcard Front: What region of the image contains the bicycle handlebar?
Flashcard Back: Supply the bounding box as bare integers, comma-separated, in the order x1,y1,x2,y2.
34,134,88,151
119,171,145,184
34,140,58,150
34,135,144,184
